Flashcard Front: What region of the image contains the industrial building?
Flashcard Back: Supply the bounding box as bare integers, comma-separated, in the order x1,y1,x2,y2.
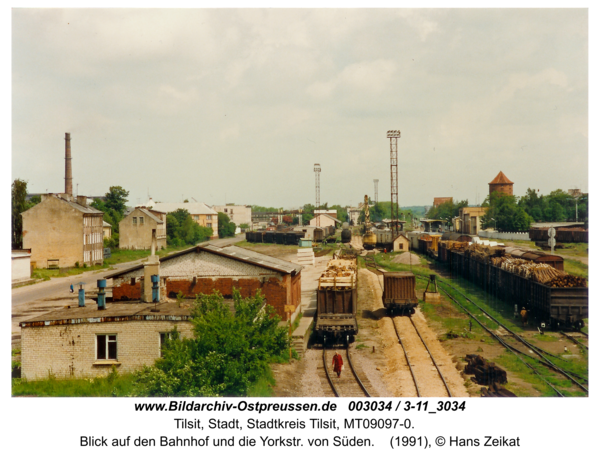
107,244,302,319
309,213,341,228
119,207,167,250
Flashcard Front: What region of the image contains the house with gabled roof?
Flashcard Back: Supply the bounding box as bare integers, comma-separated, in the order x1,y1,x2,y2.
119,207,167,250
21,193,104,268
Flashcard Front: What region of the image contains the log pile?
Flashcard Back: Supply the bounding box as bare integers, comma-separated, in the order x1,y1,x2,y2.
464,354,508,385
489,256,587,287
441,241,468,251
466,244,505,263
318,259,357,290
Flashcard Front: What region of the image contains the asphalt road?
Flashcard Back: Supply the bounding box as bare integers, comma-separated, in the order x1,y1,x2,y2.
11,234,245,309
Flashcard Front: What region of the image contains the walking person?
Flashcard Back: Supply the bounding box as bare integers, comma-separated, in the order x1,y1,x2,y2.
520,307,528,326
332,351,344,378
70,284,74,294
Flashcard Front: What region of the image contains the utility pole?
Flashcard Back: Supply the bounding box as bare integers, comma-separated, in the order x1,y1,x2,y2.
387,130,401,238
314,163,321,227
374,179,379,204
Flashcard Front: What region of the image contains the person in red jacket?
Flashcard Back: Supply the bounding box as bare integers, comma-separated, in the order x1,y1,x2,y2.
332,351,344,378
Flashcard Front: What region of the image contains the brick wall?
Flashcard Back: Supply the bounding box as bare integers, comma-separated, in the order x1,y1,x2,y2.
21,320,194,380
111,250,302,318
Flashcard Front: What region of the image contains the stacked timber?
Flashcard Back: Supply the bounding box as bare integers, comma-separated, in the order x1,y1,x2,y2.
494,257,587,287
318,259,357,290
466,244,505,262
442,241,468,251
464,354,508,385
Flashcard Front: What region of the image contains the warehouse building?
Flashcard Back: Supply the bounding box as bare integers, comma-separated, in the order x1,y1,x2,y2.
107,244,302,319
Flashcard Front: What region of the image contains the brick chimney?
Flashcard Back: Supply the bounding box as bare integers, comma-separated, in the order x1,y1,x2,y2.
65,133,73,196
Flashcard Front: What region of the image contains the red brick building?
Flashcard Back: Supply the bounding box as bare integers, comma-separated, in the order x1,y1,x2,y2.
489,171,514,196
106,245,302,319
433,197,453,207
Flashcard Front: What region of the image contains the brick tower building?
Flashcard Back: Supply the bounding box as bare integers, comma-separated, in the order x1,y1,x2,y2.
489,171,514,196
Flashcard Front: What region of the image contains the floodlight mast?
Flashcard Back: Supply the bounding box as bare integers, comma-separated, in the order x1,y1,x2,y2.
374,179,379,204
387,130,401,238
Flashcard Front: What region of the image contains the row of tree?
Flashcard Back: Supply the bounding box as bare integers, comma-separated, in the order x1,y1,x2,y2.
424,189,588,233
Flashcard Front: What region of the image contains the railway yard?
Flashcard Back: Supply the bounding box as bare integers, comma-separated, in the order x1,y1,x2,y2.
254,235,588,398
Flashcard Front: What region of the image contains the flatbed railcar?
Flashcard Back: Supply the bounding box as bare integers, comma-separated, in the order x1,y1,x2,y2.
382,271,418,315
448,250,587,330
315,257,358,342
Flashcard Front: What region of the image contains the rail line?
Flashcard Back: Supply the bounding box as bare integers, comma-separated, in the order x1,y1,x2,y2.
559,331,589,351
428,275,588,391
390,315,452,397
322,339,371,397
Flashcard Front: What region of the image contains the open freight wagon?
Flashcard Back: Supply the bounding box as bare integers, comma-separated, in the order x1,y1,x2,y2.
449,251,587,330
315,258,358,342
382,271,418,315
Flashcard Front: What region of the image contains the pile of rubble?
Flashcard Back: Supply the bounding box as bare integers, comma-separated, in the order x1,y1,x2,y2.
463,354,517,398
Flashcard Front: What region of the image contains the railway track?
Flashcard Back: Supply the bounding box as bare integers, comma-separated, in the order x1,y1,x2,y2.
390,315,453,397
362,254,587,396
322,341,371,397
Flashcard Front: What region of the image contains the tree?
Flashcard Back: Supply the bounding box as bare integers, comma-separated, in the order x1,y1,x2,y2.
481,192,532,232
12,179,29,249
218,212,236,238
166,209,212,247
282,215,293,225
104,186,129,217
134,290,289,396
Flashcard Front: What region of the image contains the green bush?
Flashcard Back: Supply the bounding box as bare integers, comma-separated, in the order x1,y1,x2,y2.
134,290,289,396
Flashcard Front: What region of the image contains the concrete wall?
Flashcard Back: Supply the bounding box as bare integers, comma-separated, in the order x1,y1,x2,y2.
12,253,31,282
119,208,167,250
22,195,103,268
478,230,531,241
21,320,194,380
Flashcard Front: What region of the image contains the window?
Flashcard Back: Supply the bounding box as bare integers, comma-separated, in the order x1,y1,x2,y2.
207,215,212,220
193,215,199,221
207,223,212,228
133,217,137,224
97,334,117,360
140,217,144,225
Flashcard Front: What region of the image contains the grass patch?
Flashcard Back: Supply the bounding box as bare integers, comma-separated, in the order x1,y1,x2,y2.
31,245,196,281
355,344,368,350
532,333,559,342
12,370,138,397
563,259,588,279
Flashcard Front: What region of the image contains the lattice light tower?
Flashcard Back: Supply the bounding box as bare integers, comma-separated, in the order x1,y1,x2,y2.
314,163,321,227
387,130,401,238
374,179,379,204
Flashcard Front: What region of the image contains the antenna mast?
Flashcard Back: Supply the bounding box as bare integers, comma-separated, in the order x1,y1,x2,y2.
314,163,321,227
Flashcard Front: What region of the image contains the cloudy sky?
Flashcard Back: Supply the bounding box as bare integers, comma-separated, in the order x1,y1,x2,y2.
11,8,588,209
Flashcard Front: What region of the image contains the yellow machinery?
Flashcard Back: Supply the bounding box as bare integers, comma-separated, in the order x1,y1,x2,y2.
362,195,377,250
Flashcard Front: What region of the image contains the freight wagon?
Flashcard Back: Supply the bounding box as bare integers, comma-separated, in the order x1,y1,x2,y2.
382,271,418,315
315,257,358,342
529,227,588,244
449,250,587,330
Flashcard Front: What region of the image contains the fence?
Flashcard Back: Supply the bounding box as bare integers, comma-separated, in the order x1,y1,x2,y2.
478,230,531,241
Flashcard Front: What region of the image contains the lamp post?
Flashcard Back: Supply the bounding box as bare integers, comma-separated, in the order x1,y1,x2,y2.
491,218,496,231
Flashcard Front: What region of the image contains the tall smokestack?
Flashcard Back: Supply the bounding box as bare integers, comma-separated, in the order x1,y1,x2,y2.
65,133,72,196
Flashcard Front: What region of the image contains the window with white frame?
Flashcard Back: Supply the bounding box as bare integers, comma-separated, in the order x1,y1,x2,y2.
207,215,212,220
133,217,137,224
96,334,117,360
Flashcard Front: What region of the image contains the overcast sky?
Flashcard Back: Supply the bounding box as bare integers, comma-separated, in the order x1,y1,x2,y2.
11,8,588,209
